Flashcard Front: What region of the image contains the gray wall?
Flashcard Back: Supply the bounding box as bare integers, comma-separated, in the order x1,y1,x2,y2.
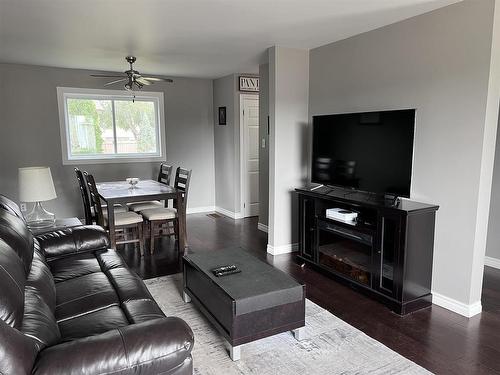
487,111,500,260
212,73,258,215
213,74,238,213
258,63,269,227
308,0,498,306
0,63,215,217
268,46,309,253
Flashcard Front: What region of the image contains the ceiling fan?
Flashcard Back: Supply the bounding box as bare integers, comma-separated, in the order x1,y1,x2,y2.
91,56,173,91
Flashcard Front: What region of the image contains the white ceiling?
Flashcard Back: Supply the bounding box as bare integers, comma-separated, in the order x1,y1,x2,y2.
0,0,460,79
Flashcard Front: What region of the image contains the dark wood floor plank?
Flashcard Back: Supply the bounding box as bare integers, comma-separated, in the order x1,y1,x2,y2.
117,214,500,375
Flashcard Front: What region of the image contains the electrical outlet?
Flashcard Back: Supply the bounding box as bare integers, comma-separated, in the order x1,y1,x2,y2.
20,203,27,212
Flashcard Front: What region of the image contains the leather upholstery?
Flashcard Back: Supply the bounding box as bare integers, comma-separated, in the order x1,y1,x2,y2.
0,195,194,375
33,318,194,375
36,225,109,260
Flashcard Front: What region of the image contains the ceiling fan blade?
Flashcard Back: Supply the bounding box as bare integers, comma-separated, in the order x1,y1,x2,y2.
141,76,174,83
91,74,127,78
104,78,128,86
136,77,152,86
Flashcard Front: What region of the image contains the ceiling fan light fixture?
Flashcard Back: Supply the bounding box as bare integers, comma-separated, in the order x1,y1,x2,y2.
91,56,173,91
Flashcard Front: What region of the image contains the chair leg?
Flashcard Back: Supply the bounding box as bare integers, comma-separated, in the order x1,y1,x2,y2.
138,223,144,257
150,221,155,254
174,218,179,241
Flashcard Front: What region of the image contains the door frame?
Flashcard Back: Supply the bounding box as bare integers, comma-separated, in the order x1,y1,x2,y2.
239,93,259,217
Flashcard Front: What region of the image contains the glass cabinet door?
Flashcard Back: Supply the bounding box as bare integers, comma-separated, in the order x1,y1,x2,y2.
377,214,401,297
299,196,316,261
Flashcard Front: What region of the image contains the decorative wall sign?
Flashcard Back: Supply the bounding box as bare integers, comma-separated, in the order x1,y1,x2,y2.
239,76,259,92
218,107,227,125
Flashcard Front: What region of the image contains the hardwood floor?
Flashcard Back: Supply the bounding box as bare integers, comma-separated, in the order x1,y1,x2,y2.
117,213,500,375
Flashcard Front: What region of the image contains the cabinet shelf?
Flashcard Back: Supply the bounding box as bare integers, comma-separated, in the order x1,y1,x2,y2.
317,215,376,234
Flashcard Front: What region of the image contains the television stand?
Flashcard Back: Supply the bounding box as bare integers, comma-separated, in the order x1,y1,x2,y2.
296,186,439,315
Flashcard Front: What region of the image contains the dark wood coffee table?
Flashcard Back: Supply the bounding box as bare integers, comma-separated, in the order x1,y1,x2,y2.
182,247,305,361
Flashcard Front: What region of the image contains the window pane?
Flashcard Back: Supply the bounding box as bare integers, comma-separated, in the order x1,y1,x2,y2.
114,100,157,154
67,98,113,155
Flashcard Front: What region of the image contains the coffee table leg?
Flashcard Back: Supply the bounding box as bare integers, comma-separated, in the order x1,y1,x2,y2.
292,327,305,341
183,291,191,303
224,340,241,361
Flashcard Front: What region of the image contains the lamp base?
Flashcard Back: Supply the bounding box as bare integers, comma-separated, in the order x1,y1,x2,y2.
26,201,55,229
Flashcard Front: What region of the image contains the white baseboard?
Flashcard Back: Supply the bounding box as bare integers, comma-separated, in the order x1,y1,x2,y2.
215,207,244,220
267,243,298,255
186,206,215,215
485,256,500,270
432,292,482,317
258,223,268,233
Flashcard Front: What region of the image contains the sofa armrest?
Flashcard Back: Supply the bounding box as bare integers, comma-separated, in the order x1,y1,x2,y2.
33,317,194,375
36,225,110,259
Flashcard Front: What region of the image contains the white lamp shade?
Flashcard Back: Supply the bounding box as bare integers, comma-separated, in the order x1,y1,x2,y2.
18,167,57,202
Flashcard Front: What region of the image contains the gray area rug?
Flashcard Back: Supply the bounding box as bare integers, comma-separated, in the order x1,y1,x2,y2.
145,274,431,375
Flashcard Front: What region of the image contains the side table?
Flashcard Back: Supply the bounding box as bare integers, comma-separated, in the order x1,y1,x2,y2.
30,217,82,236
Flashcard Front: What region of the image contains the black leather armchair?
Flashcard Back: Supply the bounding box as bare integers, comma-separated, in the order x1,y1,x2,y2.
0,195,194,375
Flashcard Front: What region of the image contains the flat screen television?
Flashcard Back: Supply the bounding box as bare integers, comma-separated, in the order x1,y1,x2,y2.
311,109,415,197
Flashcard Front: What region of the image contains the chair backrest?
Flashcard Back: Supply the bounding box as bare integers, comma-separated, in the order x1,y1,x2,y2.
174,167,192,209
157,163,173,185
83,172,105,227
74,168,93,225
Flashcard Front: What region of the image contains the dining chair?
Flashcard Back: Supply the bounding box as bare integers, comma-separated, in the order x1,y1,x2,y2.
127,163,174,212
84,172,146,256
140,167,191,254
74,168,127,225
74,167,93,225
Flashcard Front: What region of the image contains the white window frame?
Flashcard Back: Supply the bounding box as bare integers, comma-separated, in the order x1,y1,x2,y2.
57,87,166,165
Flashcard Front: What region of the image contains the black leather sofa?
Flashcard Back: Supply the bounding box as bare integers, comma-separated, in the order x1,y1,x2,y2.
0,195,194,375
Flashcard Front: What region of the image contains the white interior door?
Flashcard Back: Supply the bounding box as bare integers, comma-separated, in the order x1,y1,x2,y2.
241,95,259,217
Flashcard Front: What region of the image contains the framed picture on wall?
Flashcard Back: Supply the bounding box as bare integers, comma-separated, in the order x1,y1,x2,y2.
218,106,227,125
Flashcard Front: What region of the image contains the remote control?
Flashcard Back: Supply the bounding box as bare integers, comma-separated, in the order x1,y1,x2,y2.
214,268,241,277
212,265,241,277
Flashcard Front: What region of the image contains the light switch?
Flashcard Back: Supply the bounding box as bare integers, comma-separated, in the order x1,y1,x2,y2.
261,138,266,148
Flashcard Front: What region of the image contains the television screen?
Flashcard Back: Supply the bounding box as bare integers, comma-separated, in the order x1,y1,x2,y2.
311,109,415,197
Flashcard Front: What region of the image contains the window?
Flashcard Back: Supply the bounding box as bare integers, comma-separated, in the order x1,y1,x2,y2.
57,87,165,164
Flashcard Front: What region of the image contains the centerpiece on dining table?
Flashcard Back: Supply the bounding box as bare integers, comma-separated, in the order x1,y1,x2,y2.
126,177,140,189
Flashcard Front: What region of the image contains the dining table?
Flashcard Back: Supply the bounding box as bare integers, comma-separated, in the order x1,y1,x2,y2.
96,179,187,251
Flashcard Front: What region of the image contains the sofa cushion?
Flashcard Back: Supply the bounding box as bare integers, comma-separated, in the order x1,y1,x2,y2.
122,299,165,324
97,249,128,270
0,318,37,375
49,252,102,283
37,226,109,260
0,195,26,222
55,272,119,322
0,239,26,329
105,267,153,303
22,246,60,351
52,248,167,332
26,247,56,311
0,209,34,274
22,288,60,351
59,306,129,342
32,318,194,375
